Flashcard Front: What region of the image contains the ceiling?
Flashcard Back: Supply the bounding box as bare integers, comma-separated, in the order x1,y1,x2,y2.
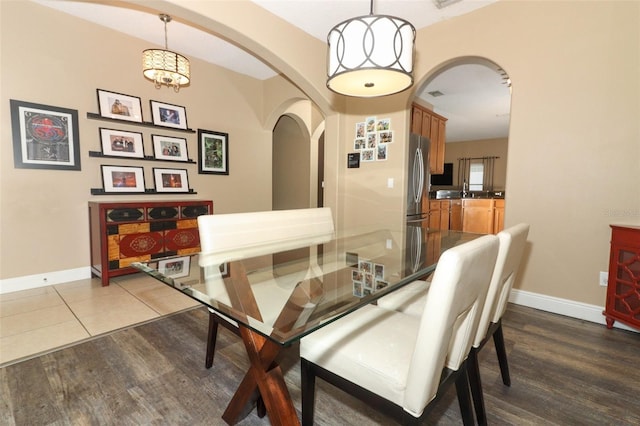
34,0,510,142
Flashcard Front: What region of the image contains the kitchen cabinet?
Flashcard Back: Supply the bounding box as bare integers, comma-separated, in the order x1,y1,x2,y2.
89,200,213,286
428,200,450,230
462,199,495,234
604,224,640,330
411,104,447,174
493,199,505,233
450,199,463,231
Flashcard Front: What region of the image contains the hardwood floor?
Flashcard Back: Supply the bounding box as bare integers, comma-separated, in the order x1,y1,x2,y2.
1,303,638,425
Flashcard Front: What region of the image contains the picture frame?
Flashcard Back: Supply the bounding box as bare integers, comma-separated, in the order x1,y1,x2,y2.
97,89,143,122
151,134,189,162
153,167,190,192
198,129,229,175
158,256,191,279
10,99,81,171
150,100,188,130
99,128,144,158
101,165,145,193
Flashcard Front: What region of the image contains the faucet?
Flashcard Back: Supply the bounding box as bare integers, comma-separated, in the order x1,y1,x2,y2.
462,180,468,197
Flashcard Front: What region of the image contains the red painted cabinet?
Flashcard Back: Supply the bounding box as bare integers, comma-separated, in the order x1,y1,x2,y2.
89,200,213,286
604,224,640,330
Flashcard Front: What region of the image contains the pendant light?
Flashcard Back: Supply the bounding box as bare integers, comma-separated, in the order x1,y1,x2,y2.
142,14,190,92
327,0,415,97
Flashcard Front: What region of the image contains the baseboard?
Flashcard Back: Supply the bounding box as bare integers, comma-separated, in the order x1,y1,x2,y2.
0,268,637,334
509,288,638,333
0,267,92,294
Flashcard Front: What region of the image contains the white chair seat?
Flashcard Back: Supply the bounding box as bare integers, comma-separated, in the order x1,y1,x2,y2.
300,304,419,406
376,279,428,317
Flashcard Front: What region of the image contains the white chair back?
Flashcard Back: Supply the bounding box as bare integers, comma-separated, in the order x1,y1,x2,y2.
197,207,334,267
404,234,499,416
472,223,529,348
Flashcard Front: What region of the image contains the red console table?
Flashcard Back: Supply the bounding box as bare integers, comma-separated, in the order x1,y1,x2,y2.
604,224,640,330
89,200,213,286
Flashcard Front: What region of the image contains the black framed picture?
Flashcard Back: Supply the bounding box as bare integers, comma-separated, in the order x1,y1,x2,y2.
10,99,81,170
150,100,188,130
97,89,143,122
99,128,144,158
198,129,229,175
153,167,190,192
152,135,189,162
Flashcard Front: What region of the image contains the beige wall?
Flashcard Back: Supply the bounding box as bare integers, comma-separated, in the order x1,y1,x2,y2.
443,138,509,190
2,0,640,318
272,115,311,210
0,1,300,283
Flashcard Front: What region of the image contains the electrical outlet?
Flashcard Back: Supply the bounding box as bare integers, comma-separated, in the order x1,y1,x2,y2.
599,271,608,287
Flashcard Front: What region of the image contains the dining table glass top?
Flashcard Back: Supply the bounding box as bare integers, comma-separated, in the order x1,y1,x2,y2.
132,227,481,346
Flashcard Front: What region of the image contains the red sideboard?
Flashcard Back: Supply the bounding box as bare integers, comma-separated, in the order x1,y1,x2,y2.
603,224,640,330
89,200,213,286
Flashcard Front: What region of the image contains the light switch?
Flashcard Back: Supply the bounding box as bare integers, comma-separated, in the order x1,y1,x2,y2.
387,178,394,188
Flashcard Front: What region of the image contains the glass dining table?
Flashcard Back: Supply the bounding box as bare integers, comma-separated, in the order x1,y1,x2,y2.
132,226,481,426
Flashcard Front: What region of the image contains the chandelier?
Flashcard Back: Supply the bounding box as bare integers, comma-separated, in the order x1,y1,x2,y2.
142,14,190,92
327,0,415,97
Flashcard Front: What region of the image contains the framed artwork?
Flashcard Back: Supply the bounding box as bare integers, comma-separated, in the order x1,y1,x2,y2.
366,132,377,148
10,99,81,170
347,152,360,169
99,128,144,158
101,165,145,193
152,135,189,162
97,89,143,122
158,256,191,279
198,129,229,175
150,100,188,130
153,167,190,192
354,138,365,150
355,122,365,138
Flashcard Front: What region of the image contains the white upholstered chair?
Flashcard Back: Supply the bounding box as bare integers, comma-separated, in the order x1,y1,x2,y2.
299,234,499,425
377,223,530,424
196,207,334,368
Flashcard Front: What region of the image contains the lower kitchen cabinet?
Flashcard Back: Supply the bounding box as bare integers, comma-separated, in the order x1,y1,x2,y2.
493,199,505,233
462,199,495,234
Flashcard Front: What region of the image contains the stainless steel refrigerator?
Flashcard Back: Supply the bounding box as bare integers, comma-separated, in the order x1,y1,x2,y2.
406,133,430,225
406,133,430,274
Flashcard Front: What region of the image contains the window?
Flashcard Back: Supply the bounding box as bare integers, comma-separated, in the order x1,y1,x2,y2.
468,161,484,191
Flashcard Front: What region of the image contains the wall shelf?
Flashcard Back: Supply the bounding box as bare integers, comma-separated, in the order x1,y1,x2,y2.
90,188,197,195
88,151,196,164
86,112,196,133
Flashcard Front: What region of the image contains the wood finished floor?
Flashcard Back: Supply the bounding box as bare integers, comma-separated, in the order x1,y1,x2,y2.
0,303,639,425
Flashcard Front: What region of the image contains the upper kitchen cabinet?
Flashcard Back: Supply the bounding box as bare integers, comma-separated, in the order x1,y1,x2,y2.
411,104,448,174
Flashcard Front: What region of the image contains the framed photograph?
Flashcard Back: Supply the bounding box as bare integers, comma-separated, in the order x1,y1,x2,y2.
150,100,188,130
153,167,190,192
366,132,377,148
376,143,388,161
354,138,365,150
379,130,394,144
361,149,375,162
355,122,365,138
198,129,229,175
101,165,145,193
97,89,143,122
376,118,391,131
347,152,360,169
152,135,189,162
158,256,191,279
99,128,144,158
10,99,81,170
365,116,377,133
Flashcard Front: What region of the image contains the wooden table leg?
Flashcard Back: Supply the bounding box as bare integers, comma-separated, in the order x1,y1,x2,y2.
222,325,300,426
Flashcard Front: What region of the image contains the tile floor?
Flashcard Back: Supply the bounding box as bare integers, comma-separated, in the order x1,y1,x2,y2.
0,273,199,367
